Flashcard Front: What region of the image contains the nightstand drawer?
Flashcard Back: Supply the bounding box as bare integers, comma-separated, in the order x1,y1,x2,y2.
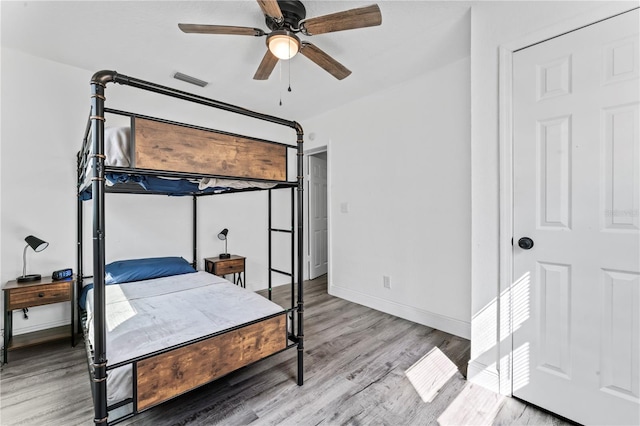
214,259,245,275
7,282,71,310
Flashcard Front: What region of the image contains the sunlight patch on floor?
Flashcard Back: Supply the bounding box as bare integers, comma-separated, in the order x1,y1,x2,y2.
405,347,459,403
437,381,505,426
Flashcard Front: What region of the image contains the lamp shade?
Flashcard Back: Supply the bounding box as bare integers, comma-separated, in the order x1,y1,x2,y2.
17,234,49,282
267,31,300,60
217,228,230,259
25,235,49,252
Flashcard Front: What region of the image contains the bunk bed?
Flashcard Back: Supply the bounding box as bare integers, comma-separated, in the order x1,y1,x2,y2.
76,70,304,425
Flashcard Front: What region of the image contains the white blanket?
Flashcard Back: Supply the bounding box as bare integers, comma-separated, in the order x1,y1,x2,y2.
85,271,284,404
104,127,131,167
198,177,276,190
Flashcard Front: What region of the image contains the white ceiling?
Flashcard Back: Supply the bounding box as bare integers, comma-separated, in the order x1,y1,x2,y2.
1,1,471,120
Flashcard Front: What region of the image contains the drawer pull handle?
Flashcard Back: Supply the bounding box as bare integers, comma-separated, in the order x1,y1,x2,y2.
38,293,45,297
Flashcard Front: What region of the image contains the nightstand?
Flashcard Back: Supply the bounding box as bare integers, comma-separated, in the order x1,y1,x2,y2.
204,255,246,288
3,276,75,364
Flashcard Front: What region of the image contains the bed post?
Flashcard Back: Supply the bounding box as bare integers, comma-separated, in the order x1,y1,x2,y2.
90,70,116,425
268,189,273,300
193,195,198,269
294,122,304,386
290,187,295,315
76,153,83,338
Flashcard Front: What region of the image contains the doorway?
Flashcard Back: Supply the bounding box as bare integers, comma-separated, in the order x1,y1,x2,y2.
307,149,328,280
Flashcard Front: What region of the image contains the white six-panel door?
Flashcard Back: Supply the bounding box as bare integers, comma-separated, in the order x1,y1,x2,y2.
512,9,639,425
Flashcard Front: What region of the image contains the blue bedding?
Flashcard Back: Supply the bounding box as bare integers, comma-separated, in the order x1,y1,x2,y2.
79,173,230,200
79,256,197,309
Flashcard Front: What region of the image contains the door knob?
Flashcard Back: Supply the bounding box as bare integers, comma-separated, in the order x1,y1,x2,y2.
518,237,534,250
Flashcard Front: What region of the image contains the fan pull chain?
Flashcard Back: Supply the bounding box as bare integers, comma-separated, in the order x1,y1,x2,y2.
288,53,292,92
278,41,293,106
279,61,283,106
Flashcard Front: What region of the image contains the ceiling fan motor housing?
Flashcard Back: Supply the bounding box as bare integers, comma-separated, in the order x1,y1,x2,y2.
265,0,306,31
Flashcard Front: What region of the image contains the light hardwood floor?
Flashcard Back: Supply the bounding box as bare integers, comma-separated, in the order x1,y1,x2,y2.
0,276,571,425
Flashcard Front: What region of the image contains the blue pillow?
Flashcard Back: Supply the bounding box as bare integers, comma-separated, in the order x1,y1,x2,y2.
105,256,196,284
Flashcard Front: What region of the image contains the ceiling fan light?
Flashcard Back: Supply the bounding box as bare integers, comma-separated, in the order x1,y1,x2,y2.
267,31,300,60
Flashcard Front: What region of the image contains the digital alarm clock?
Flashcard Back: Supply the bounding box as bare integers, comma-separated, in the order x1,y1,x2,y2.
52,268,73,281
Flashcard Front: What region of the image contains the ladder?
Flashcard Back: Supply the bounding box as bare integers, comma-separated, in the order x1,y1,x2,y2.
268,188,296,315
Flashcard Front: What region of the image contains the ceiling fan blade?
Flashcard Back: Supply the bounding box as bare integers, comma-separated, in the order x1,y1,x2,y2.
300,4,382,36
253,50,279,80
256,0,283,21
299,42,351,80
178,23,264,36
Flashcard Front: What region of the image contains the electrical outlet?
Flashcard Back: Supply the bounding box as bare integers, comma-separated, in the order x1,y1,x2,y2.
383,275,391,289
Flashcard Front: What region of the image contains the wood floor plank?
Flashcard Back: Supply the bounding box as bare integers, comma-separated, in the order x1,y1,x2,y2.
0,275,571,426
0,339,94,425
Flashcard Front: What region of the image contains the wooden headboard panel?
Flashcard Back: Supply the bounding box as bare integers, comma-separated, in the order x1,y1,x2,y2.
133,117,287,181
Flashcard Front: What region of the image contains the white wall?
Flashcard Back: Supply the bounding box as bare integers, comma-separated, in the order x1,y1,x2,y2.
303,54,472,338
1,48,297,336
1,48,89,334
468,0,637,392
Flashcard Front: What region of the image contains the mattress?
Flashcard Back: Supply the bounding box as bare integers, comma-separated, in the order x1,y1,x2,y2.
84,271,284,406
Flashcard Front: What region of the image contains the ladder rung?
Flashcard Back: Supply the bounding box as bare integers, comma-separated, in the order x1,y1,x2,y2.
270,268,293,277
270,228,293,233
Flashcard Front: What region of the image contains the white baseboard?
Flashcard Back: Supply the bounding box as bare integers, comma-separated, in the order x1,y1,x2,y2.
12,319,70,336
467,360,500,394
329,283,470,339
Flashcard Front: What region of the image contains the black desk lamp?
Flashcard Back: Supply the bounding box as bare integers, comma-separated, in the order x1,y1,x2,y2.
218,228,230,259
17,235,49,282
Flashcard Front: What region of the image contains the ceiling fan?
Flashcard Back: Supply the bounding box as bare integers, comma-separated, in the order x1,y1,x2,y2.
178,0,382,81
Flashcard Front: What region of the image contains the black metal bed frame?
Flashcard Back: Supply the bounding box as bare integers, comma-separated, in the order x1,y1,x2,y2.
76,71,304,425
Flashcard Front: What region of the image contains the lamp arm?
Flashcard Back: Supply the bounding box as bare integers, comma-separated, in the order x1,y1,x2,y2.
225,239,228,255
22,243,29,278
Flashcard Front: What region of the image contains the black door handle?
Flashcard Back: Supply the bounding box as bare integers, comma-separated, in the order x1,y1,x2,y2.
518,237,534,250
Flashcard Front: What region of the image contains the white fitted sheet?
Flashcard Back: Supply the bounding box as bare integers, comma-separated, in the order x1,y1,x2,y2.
85,271,284,405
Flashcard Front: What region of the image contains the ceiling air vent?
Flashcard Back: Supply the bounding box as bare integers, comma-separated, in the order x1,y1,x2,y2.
173,72,208,87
